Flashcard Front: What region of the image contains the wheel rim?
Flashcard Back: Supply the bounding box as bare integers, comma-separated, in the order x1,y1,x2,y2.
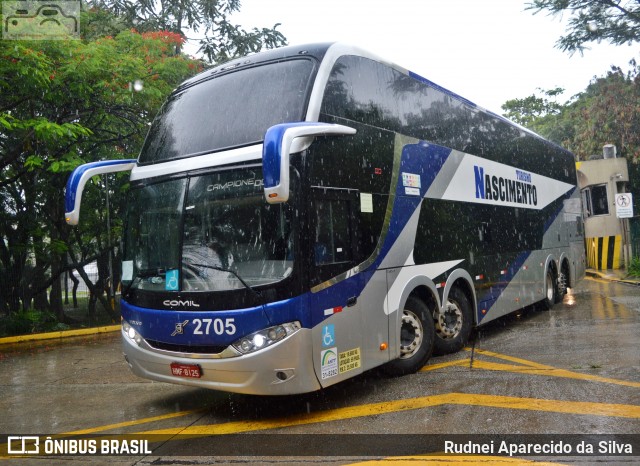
435,300,463,339
399,310,423,359
546,273,554,302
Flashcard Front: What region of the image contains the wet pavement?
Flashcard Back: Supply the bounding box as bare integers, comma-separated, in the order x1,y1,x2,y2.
0,275,638,465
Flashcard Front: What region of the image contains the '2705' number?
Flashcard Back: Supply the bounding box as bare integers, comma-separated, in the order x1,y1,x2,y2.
192,318,236,336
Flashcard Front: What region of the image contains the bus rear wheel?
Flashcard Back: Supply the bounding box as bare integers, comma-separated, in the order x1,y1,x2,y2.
542,267,557,310
433,287,472,355
382,296,435,376
556,261,570,303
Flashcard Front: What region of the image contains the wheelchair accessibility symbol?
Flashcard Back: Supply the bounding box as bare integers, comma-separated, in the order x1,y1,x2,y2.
322,324,335,348
165,269,179,291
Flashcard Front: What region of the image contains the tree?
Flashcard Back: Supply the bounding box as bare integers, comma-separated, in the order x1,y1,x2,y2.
565,62,640,159
91,0,287,62
501,87,565,127
527,0,640,54
501,62,640,161
0,9,202,321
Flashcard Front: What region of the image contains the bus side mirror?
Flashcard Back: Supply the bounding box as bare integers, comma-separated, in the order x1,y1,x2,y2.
262,122,356,203
65,159,136,225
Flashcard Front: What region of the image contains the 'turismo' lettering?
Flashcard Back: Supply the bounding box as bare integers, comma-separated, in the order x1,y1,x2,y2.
474,165,537,206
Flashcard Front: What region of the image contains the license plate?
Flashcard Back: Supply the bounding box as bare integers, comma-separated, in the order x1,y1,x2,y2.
170,362,201,378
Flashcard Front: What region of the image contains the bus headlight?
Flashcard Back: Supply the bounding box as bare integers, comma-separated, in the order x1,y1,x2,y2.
122,320,143,346
232,322,301,354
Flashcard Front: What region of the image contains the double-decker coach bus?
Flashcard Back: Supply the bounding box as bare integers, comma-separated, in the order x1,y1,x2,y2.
65,43,585,395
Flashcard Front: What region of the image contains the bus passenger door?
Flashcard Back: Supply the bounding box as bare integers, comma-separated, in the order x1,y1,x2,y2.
309,188,365,387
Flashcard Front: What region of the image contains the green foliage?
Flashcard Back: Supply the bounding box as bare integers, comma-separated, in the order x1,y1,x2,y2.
527,0,640,54
502,61,640,161
627,257,640,277
501,87,565,127
0,308,60,337
1,0,289,331
0,7,203,321
91,0,288,63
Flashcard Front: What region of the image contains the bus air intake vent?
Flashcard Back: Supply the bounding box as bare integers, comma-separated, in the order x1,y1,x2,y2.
146,340,227,355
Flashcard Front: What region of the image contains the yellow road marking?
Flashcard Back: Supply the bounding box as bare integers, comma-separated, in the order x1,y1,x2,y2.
131,393,640,437
468,348,640,387
420,348,640,388
59,409,206,436
347,455,566,465
421,359,471,371
43,349,638,438
471,360,640,388
9,347,632,451
465,348,549,369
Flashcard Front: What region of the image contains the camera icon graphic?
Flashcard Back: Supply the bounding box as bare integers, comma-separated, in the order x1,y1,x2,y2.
3,1,80,40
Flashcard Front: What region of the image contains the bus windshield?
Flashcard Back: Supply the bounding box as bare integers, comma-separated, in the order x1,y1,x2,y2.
122,168,296,293
138,58,316,164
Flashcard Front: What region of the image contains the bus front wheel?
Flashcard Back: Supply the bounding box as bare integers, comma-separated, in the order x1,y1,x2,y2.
382,296,435,376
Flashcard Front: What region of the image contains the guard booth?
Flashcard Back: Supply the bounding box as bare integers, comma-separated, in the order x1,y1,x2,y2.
576,145,632,270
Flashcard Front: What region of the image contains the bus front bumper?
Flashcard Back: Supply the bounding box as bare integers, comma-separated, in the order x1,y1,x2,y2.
121,327,321,395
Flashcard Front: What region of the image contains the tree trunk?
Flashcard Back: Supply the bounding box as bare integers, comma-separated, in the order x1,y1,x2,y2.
69,271,79,308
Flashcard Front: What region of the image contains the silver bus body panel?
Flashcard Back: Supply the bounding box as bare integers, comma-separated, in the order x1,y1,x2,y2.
122,327,321,395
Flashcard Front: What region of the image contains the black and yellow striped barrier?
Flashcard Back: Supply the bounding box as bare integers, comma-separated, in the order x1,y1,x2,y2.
586,235,623,270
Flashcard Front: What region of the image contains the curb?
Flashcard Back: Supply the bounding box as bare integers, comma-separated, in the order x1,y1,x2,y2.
0,324,120,346
585,268,640,286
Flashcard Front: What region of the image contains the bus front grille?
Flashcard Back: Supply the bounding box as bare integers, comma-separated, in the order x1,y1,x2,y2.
146,339,227,355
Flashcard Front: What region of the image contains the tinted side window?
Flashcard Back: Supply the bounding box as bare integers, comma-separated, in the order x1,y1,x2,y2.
321,56,401,132
314,199,353,265
310,189,357,287
321,56,569,180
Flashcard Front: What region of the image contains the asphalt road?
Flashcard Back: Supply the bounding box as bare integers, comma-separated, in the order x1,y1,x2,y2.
1,276,638,465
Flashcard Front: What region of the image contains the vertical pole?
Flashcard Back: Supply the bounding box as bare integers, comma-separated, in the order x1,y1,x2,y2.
105,174,115,313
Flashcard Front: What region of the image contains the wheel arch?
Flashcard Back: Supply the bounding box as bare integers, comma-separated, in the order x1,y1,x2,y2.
442,269,477,326
544,254,559,279
395,276,442,317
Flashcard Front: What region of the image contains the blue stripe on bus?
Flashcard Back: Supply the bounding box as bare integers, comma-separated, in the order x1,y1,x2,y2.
372,142,453,265
122,294,321,344
121,299,273,346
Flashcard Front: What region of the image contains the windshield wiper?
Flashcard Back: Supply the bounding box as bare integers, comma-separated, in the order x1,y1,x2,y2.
184,262,264,303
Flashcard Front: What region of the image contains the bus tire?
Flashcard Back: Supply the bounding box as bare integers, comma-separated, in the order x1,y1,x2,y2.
542,267,556,310
382,296,435,376
556,261,570,303
433,287,473,355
